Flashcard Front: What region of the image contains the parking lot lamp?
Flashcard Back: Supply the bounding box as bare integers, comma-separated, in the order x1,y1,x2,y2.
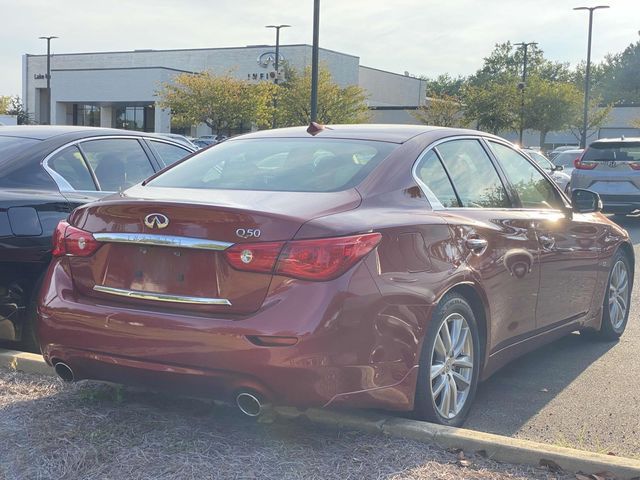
310,0,320,122
574,5,610,148
514,41,537,147
266,24,291,129
38,35,58,125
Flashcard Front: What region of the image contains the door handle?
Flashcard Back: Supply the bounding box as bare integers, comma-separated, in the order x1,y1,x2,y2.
538,234,555,250
465,237,488,253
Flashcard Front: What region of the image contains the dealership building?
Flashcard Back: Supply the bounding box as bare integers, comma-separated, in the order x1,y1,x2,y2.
22,44,427,134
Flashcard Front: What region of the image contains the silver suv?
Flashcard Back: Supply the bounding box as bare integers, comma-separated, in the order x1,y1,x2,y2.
571,137,640,215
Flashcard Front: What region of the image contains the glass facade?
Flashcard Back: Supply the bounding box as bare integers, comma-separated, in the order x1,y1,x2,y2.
72,104,100,127
114,105,155,132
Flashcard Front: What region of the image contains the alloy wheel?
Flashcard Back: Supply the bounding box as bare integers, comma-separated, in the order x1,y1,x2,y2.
609,260,629,331
429,312,474,419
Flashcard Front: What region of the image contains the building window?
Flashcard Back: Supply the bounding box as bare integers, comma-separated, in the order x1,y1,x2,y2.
114,105,155,132
72,104,100,127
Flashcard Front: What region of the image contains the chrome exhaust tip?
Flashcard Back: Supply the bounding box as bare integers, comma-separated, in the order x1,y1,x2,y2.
236,392,266,417
54,362,75,382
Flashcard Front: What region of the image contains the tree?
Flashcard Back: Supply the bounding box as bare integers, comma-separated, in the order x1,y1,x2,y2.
277,64,369,126
462,82,519,134
5,96,34,125
0,95,11,114
567,96,612,144
156,72,275,132
594,38,640,106
412,94,467,128
421,74,466,99
523,77,583,146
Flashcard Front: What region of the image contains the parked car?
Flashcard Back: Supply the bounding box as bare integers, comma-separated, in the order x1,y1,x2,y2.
571,137,640,216
0,126,195,350
552,148,584,177
549,145,580,159
153,133,200,150
522,148,571,193
38,125,632,426
192,138,217,149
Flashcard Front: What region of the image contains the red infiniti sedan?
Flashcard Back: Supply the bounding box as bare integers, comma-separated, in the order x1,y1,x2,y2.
38,125,633,426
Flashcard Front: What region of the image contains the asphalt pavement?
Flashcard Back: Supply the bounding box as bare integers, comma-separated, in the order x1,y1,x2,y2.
466,215,640,458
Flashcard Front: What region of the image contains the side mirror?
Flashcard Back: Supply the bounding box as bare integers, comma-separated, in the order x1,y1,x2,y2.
553,164,564,172
571,189,602,214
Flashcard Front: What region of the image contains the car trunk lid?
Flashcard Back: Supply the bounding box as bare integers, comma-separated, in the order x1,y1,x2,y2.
66,186,361,315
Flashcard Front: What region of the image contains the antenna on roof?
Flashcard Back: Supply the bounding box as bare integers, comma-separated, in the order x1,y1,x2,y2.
307,121,327,136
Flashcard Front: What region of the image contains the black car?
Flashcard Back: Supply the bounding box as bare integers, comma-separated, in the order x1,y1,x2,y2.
0,126,195,350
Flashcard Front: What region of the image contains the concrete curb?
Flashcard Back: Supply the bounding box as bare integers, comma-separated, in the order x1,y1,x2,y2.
0,349,53,376
2,348,639,479
275,407,640,480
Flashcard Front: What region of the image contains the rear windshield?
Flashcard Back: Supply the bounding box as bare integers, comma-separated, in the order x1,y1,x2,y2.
148,138,397,192
0,136,40,161
583,142,640,162
554,151,582,167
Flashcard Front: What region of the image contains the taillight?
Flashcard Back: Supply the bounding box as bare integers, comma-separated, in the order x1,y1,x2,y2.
51,220,101,257
629,162,640,170
574,156,597,170
224,241,285,273
224,233,382,281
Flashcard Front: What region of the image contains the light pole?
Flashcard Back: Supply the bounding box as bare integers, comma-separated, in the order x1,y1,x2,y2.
38,36,58,125
514,42,537,147
310,0,320,122
266,24,290,129
574,5,609,148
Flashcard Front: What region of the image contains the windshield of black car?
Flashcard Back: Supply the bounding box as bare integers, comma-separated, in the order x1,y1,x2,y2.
148,138,397,192
0,136,40,161
583,142,640,162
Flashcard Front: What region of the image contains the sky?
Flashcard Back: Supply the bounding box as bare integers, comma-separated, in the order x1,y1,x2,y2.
1,0,639,96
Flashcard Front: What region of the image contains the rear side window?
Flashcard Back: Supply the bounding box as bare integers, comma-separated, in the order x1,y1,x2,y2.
435,139,510,208
148,138,397,192
415,150,460,207
80,139,155,191
148,140,192,167
48,146,96,191
489,142,560,210
583,142,640,162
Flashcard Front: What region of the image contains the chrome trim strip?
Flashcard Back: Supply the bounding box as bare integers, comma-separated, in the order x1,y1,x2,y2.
93,233,233,251
93,285,232,306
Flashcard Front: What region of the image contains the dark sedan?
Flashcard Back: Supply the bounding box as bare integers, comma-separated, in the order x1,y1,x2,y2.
37,124,632,426
0,126,195,350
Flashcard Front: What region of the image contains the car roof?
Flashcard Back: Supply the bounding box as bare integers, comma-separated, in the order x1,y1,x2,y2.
0,125,149,141
233,124,487,144
590,137,640,144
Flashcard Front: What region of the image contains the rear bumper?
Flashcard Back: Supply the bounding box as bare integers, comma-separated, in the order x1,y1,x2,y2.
598,195,640,213
38,258,426,411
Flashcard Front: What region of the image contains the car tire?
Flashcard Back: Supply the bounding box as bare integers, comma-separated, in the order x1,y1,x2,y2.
21,275,43,354
583,250,632,342
414,293,481,427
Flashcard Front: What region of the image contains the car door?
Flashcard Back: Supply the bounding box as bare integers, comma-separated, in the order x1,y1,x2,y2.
416,138,541,353
486,140,602,329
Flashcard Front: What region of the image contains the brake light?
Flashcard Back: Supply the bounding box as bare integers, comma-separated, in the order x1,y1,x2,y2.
574,156,597,170
224,233,382,281
277,233,382,281
629,162,640,170
51,220,101,257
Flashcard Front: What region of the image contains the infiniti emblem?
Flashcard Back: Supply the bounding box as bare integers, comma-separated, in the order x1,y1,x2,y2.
144,213,169,229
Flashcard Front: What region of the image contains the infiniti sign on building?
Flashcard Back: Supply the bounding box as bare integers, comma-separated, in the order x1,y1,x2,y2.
22,43,427,135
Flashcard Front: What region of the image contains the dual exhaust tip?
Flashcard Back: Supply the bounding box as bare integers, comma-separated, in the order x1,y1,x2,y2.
236,392,269,417
54,363,267,418
54,362,75,383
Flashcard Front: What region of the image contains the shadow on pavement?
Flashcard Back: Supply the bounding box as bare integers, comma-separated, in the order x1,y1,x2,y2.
466,332,616,436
